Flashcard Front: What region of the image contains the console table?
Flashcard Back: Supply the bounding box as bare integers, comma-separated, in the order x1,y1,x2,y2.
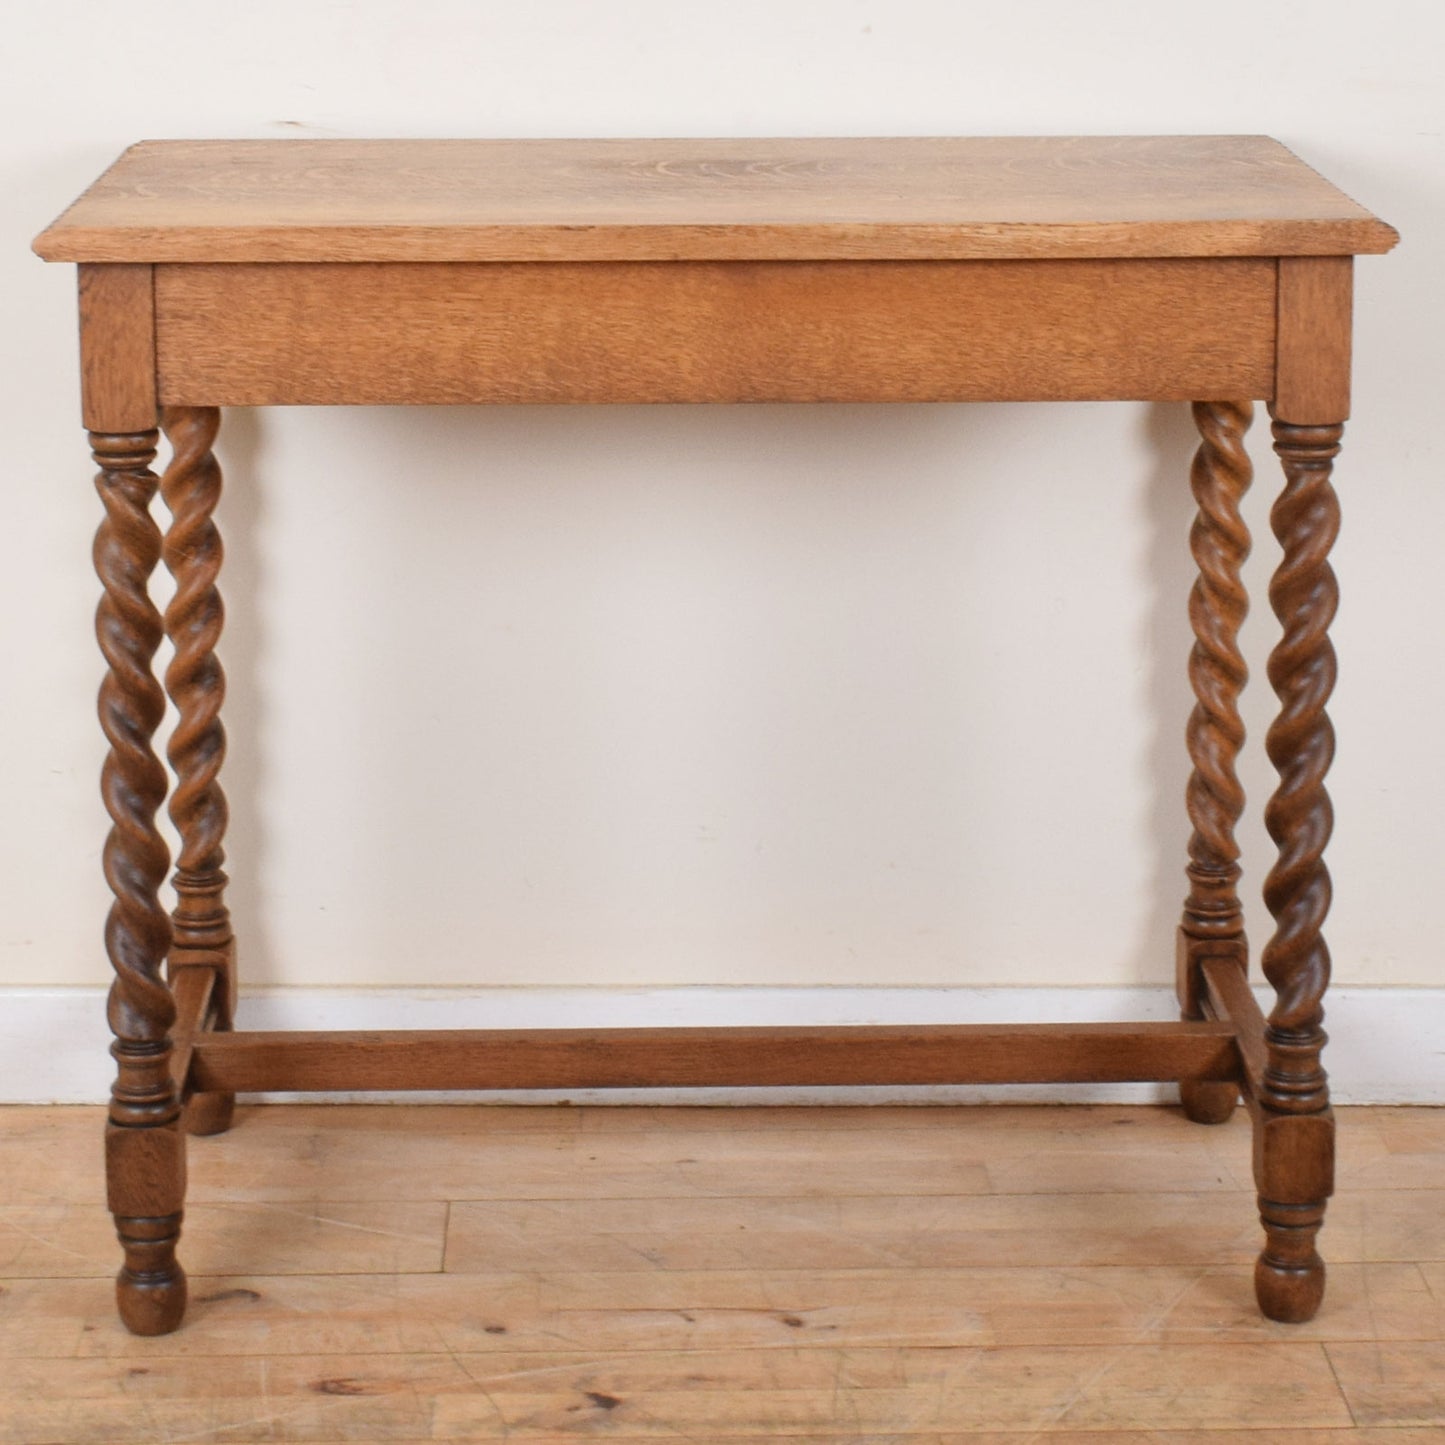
33,136,1397,1336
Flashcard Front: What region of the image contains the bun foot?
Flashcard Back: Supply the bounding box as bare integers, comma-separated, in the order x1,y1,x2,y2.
116,1263,188,1336
1179,1078,1238,1125
1255,1249,1325,1323
186,1090,235,1137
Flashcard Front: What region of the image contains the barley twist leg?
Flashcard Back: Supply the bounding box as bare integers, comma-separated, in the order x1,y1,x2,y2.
160,406,235,1137
93,429,187,1335
1254,415,1342,1323
1177,400,1254,1124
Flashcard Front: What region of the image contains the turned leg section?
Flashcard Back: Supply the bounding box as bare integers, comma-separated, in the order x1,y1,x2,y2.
160,406,236,1137
93,429,188,1335
1177,400,1253,1125
1253,415,1342,1322
1255,1106,1333,1323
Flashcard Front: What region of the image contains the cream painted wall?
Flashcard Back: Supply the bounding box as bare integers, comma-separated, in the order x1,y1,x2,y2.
2,1,1438,992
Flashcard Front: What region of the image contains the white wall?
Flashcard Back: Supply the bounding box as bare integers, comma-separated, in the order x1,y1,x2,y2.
2,3,1439,1007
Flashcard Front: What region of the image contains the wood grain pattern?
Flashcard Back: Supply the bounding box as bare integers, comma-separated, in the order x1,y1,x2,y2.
0,1199,446,1281
2,1255,1443,1363
188,1021,1241,1094
168,1113,1247,1203
1275,255,1354,422
413,1170,1414,1272
1326,1342,1445,1428
12,1101,1445,1197
33,136,1399,263
8,1169,1442,1278
9,1261,1444,1359
456,1191,1445,1275
0,1343,1354,1438
0,1101,1264,1206
440,1190,1265,1274
154,257,1278,407
76,265,154,432
4,1105,1443,1439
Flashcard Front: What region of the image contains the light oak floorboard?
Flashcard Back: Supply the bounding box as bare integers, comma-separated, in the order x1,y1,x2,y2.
0,1200,446,1278
3,1260,1442,1363
442,1189,1445,1273
1326,1341,1445,1428
0,1344,1352,1440
3,1103,1442,1440
13,1103,1439,1204
161,1437,1445,1445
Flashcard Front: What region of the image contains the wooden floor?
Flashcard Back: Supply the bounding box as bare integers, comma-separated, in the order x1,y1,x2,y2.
1,1103,1443,1443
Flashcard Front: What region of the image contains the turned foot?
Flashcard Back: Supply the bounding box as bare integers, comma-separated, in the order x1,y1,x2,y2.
1255,1199,1327,1322
1179,1078,1238,1125
115,1215,188,1335
186,1090,236,1136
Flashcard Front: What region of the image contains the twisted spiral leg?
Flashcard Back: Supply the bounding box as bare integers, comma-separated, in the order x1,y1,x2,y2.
92,429,188,1335
160,407,235,1136
1254,414,1343,1322
1177,401,1253,1125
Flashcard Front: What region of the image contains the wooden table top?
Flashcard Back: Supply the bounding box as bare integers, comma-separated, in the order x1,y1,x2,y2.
34,135,1396,265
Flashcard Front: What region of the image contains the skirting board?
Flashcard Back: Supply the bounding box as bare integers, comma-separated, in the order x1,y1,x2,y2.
2,985,1441,1106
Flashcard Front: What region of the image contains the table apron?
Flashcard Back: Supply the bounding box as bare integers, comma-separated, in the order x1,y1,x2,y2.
153,257,1277,407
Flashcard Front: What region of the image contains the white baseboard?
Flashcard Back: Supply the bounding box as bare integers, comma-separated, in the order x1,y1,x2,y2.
2,985,1441,1106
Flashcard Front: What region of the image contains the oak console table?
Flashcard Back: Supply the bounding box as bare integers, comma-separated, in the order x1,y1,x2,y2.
34,136,1397,1335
